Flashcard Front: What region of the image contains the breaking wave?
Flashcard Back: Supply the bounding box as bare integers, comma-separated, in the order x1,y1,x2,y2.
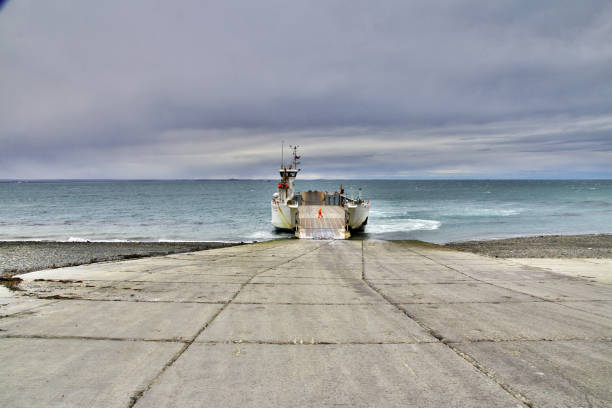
366,219,441,234
67,236,134,242
438,208,521,217
67,236,91,242
247,230,279,240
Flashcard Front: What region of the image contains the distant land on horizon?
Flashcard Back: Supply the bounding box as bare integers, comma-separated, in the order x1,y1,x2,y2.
1,177,612,183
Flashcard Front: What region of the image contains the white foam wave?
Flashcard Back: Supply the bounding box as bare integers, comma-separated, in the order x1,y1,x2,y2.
157,239,203,243
440,208,521,217
68,237,147,243
74,238,139,242
67,236,90,242
158,239,240,243
247,231,278,240
367,219,441,234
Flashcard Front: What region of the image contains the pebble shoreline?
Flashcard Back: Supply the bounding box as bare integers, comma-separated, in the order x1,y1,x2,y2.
1,234,610,279
446,234,612,258
0,241,241,278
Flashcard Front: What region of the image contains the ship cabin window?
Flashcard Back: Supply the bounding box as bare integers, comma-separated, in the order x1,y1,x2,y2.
288,172,296,177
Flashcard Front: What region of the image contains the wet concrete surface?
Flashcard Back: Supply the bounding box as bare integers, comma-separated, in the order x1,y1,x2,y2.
0,239,610,407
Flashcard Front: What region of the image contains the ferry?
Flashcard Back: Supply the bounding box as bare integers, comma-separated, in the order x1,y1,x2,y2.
271,145,370,239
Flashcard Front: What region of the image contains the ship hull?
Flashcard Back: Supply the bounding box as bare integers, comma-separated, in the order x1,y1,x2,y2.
271,201,298,230
347,203,370,230
273,199,369,238
270,148,369,239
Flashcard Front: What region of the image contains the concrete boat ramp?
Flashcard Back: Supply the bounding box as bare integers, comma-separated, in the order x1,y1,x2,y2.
1,240,611,407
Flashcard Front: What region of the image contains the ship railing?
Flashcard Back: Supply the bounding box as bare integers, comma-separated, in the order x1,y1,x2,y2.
340,194,367,205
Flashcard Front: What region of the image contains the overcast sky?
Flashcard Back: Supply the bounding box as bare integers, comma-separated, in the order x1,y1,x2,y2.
1,0,611,179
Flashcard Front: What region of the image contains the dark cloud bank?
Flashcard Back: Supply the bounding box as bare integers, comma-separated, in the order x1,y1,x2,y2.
1,0,611,179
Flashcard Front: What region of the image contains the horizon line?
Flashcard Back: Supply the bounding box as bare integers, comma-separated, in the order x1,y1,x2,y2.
1,177,611,182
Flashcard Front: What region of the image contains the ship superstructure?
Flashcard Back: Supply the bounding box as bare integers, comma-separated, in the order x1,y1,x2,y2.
271,145,369,239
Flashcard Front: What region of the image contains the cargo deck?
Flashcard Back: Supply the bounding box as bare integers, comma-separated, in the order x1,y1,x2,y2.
296,205,348,239
271,145,369,238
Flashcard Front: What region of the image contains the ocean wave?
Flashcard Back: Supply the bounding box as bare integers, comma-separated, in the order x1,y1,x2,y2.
67,236,142,243
67,236,90,242
439,208,521,217
247,230,280,240
156,238,238,243
367,219,441,234
372,206,521,218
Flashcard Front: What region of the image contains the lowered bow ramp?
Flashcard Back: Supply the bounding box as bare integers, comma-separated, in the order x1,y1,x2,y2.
297,205,349,239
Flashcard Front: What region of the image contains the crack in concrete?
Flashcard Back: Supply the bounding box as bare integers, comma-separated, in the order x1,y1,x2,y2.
230,302,383,305
196,339,439,345
1,334,190,343
448,337,612,344
127,241,330,408
361,243,538,408
257,276,362,280
407,249,612,320
449,345,538,408
124,279,252,284
4,333,607,345
247,282,358,286
29,297,229,305
0,299,62,319
361,240,365,280
395,300,547,305
6,296,385,306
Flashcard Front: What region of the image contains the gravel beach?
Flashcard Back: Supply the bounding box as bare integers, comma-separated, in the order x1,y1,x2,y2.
2,234,610,279
446,234,612,258
0,241,241,277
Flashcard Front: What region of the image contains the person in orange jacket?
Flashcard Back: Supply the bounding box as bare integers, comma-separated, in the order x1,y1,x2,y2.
318,208,323,219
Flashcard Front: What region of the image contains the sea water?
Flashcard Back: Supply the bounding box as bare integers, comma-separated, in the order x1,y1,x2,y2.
0,180,610,243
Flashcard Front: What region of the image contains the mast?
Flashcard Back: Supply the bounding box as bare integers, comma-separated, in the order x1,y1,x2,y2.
291,145,300,170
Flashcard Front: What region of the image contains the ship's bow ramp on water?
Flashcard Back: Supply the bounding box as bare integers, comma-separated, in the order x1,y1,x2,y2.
296,204,349,239
270,145,369,239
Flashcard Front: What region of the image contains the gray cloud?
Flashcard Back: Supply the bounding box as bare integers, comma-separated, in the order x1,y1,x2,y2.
1,0,611,179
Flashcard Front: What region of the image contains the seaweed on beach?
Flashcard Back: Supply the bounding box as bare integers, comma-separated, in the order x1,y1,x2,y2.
0,276,23,291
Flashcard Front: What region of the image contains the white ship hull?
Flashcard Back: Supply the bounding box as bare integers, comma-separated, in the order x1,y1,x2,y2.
271,201,298,230
270,145,369,239
347,202,370,230
272,199,369,233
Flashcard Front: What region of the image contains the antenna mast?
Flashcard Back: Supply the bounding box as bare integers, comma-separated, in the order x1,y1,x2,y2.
292,145,300,169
